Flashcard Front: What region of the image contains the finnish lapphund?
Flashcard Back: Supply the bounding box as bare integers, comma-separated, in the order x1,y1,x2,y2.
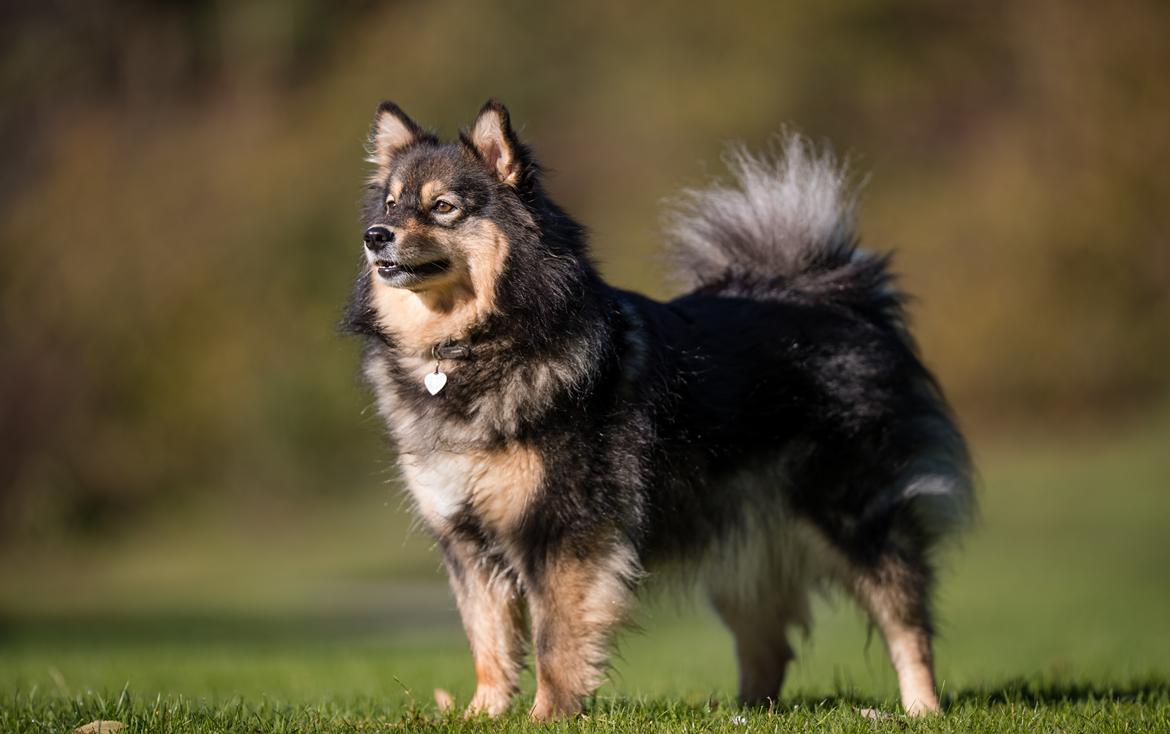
344,100,973,719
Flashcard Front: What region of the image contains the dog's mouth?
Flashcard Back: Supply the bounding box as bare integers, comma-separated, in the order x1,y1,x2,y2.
374,258,451,283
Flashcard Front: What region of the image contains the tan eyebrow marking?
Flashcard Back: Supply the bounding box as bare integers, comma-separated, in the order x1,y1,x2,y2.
420,180,443,207
388,177,404,201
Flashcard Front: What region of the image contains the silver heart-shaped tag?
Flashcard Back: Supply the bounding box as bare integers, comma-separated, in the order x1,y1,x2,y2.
424,370,447,395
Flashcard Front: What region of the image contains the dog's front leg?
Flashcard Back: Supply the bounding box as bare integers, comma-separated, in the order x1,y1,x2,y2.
526,541,638,720
440,536,527,717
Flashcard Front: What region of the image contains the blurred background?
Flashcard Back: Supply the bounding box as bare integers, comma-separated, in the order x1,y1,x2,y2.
1,0,1168,707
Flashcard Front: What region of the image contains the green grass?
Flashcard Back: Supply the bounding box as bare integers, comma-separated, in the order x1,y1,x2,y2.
4,686,1170,734
3,418,1170,732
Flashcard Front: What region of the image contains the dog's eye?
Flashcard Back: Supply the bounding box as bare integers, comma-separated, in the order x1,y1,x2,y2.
384,198,396,213
432,200,456,215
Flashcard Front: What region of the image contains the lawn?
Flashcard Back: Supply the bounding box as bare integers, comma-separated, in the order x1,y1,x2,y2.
2,418,1169,732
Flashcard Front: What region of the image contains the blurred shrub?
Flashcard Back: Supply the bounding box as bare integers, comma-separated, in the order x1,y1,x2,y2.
1,0,1168,535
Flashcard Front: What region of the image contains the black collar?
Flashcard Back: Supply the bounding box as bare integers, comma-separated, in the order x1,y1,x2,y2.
432,339,473,361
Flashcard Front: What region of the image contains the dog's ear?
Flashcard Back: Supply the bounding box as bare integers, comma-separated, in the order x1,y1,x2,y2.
368,101,425,179
464,99,526,186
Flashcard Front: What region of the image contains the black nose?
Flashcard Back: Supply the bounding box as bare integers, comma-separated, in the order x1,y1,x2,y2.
363,225,394,251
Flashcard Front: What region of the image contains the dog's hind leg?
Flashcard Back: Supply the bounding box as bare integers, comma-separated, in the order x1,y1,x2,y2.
441,537,528,717
846,552,940,716
711,593,798,707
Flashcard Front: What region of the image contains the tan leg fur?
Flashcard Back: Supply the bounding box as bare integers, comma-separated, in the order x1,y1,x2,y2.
527,543,638,720
444,537,528,717
849,562,940,716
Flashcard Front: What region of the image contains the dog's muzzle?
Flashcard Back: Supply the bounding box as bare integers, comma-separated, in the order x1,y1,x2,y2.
363,225,451,287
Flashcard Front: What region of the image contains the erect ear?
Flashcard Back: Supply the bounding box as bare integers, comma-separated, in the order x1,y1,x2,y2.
367,101,425,180
465,99,525,186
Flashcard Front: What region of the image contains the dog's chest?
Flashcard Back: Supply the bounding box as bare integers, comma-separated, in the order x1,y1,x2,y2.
397,443,545,532
363,350,547,531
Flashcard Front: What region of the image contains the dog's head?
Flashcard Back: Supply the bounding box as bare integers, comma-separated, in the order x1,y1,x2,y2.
351,100,589,353
360,100,536,295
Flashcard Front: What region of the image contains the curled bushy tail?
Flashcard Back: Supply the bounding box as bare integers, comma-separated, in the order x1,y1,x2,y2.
667,133,974,540
666,132,892,303
669,134,974,543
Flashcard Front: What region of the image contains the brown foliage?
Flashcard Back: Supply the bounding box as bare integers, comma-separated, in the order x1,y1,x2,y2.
2,1,1168,532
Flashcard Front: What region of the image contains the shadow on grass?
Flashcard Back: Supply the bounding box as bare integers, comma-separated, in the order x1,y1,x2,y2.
947,677,1170,706
598,677,1170,718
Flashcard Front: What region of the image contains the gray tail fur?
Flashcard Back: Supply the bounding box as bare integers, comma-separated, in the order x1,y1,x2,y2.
666,133,975,540
665,132,894,307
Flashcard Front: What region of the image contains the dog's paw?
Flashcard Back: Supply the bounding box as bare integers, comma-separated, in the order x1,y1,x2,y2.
529,692,582,721
433,688,454,712
856,707,894,720
464,685,513,718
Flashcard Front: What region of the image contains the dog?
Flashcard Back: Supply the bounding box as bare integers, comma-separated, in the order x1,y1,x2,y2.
344,100,973,719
